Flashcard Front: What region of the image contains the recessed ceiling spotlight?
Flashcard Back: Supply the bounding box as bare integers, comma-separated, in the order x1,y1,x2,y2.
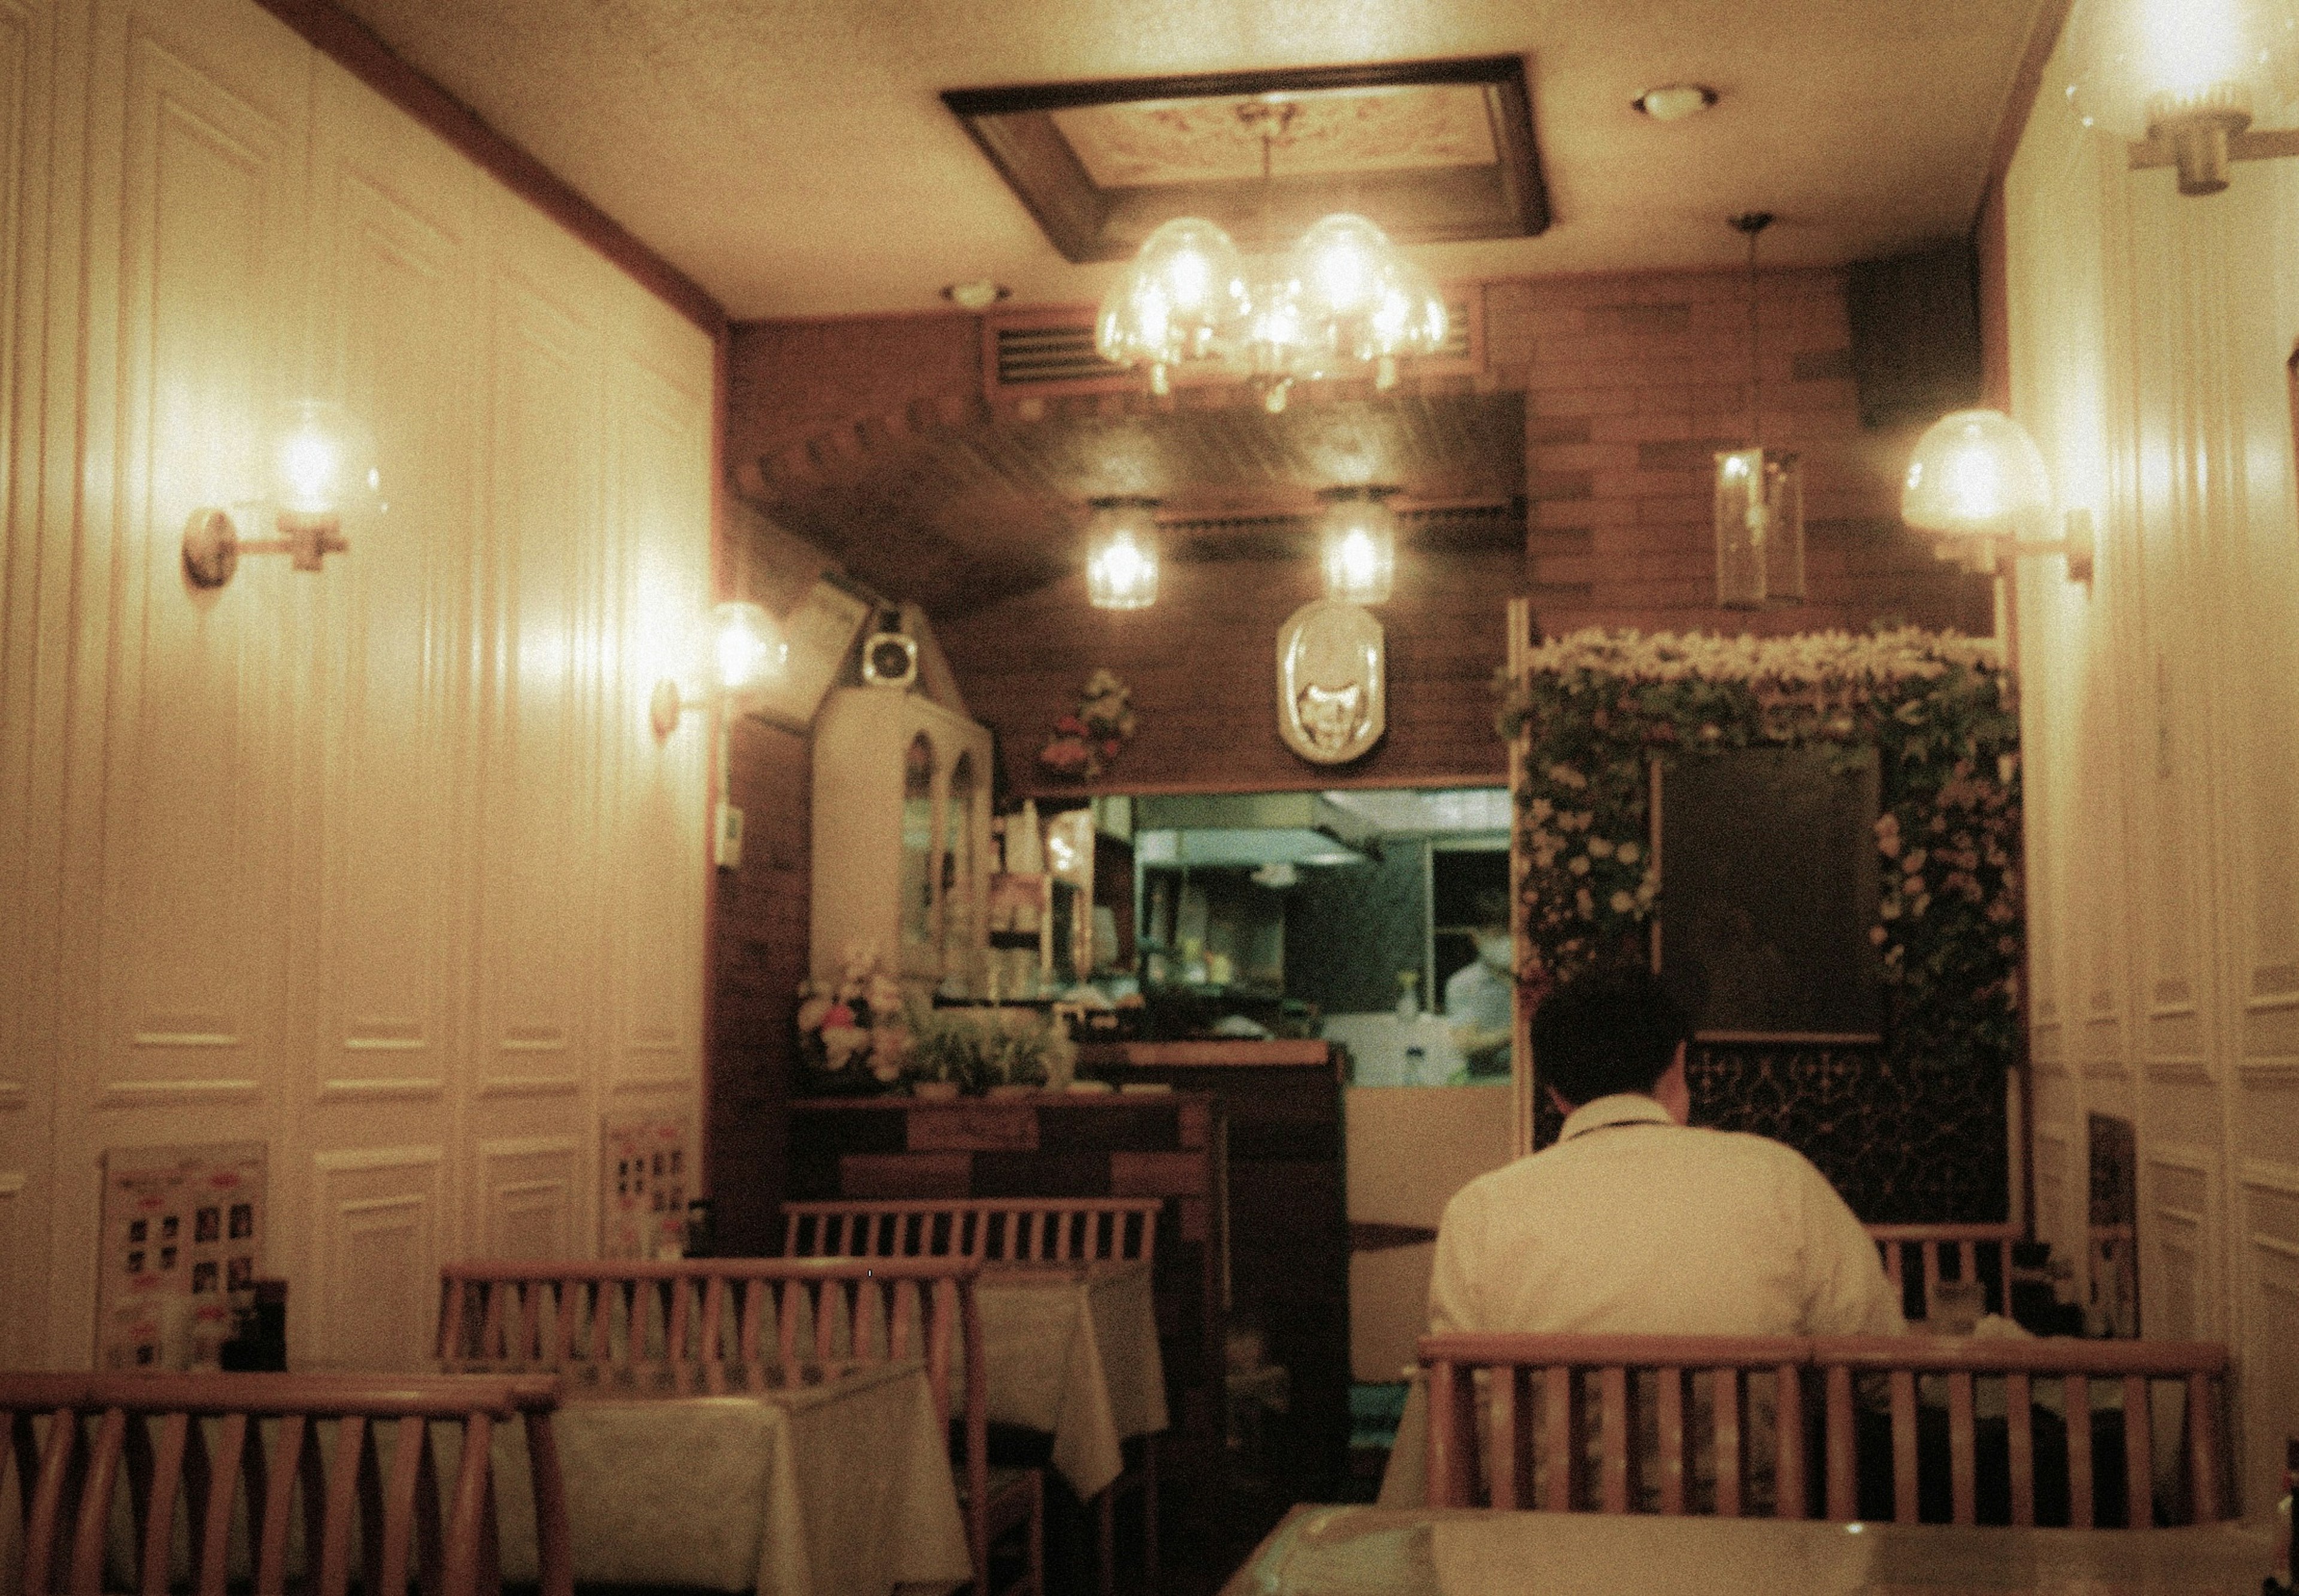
1634,84,1719,122
942,279,1011,310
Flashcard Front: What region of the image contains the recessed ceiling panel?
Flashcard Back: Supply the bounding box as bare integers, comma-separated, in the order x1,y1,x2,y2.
1048,83,1499,188
945,56,1546,262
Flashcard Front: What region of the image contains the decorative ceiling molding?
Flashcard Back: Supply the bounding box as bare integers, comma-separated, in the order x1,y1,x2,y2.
942,56,1548,264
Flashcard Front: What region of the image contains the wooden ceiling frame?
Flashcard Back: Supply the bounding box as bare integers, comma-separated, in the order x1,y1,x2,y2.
942,55,1549,265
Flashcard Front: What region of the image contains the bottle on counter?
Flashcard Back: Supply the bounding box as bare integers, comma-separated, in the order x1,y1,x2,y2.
1395,969,1420,1022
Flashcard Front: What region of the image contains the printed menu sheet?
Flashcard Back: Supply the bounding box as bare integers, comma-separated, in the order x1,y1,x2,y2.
602,1115,691,1258
97,1142,266,1369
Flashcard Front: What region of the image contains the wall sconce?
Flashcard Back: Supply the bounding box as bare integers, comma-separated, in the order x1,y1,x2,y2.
2071,0,2299,195
1902,408,2095,583
1085,497,1161,611
650,600,787,738
181,400,380,588
1318,487,1399,605
651,599,787,870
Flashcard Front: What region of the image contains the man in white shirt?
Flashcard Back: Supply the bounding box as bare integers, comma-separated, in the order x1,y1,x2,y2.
1428,963,1903,1339
1441,895,1515,1082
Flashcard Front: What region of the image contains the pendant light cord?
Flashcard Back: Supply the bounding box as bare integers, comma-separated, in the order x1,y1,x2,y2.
1731,211,1774,451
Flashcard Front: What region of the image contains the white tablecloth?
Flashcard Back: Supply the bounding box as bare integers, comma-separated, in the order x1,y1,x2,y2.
487,1360,971,1595
28,1361,970,1596
976,1261,1169,1500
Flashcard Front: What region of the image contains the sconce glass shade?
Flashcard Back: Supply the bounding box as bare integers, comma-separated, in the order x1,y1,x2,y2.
707,600,785,703
1901,409,2054,539
1085,499,1160,611
1713,448,1806,608
1319,488,1400,605
1094,219,1248,394
2064,0,2298,194
271,400,381,518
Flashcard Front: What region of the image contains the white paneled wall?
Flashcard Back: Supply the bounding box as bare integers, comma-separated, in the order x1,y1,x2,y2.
0,0,712,1367
2007,0,2299,1512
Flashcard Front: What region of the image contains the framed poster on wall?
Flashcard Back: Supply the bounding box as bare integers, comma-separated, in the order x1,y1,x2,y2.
97,1142,266,1369
602,1114,694,1259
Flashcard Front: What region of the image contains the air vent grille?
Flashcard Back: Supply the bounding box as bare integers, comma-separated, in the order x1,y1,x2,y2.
989,299,1478,393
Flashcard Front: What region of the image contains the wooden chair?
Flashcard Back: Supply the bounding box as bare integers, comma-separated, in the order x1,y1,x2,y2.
1809,1335,2231,1528
782,1197,1161,1270
0,1369,568,1596
436,1257,1042,1596
1865,1222,2021,1321
1418,1333,1814,1516
784,1199,1159,1596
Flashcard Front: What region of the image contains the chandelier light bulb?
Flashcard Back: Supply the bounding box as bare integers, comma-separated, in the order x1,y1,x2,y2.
1094,219,1247,390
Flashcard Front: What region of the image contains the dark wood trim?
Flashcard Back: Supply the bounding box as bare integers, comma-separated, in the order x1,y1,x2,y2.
944,55,1546,263
1982,0,2080,207
943,54,1532,116
253,0,726,338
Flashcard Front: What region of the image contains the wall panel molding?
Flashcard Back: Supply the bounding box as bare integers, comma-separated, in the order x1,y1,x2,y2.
471,1134,580,1259
311,1145,442,1369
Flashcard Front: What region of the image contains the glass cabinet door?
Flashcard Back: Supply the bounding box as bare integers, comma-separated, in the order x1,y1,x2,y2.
899,732,937,965
941,753,978,993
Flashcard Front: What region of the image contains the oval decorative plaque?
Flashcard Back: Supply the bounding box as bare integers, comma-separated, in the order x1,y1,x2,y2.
1276,599,1385,764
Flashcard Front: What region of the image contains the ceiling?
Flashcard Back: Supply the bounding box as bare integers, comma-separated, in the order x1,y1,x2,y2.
330,0,2047,320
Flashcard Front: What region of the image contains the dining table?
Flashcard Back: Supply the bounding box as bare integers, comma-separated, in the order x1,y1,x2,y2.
1218,1504,2279,1596
974,1258,1168,1502
444,1357,972,1596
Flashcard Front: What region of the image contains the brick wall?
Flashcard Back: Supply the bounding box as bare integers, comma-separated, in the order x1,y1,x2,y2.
1487,266,1989,637
706,500,842,1254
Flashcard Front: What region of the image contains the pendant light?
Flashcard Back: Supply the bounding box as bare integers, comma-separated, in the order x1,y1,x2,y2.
1084,497,1161,610
1713,212,1804,609
1318,487,1399,605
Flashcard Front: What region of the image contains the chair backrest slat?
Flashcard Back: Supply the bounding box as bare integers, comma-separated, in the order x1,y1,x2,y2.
0,1371,565,1596
782,1197,1161,1270
1863,1222,2021,1319
1806,1336,2228,1529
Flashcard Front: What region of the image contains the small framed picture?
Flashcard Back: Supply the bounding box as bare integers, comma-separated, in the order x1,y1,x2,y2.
226,1257,253,1291
192,1261,219,1294
194,1207,220,1243
228,1203,253,1240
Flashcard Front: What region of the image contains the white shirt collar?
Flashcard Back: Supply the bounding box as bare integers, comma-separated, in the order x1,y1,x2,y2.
1557,1093,1676,1141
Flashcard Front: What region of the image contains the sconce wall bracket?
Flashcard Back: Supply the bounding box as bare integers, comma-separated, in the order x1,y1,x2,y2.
182,507,349,589
1928,506,2095,585
2130,118,2299,197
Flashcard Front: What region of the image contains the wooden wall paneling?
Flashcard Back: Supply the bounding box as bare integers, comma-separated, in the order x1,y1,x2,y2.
2143,1146,2219,1340
471,188,607,1107
600,307,711,1102
2239,1158,2299,1503
310,1144,442,1370
0,0,62,1373
89,0,310,1110
302,56,474,1112
471,1134,581,1258
0,1169,26,1362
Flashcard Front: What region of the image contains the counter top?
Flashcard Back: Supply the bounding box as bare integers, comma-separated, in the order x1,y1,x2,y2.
1075,1040,1334,1067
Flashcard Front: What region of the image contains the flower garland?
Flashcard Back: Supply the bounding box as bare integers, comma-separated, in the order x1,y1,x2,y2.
1496,627,2022,1073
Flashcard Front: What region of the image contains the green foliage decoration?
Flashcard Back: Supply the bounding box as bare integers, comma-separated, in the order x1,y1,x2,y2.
1494,627,2024,1073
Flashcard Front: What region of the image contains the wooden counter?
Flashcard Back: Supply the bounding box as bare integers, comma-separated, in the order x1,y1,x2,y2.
1077,1040,1351,1500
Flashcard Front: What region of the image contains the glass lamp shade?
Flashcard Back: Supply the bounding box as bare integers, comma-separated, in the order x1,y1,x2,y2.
705,601,786,706
271,400,381,518
1319,490,1399,605
1713,448,1806,608
2063,0,2298,193
1094,219,1248,393
1285,215,1443,387
1901,409,2054,540
1085,500,1160,611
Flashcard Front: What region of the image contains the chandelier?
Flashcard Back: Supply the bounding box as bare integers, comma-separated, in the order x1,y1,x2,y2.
1094,102,1448,412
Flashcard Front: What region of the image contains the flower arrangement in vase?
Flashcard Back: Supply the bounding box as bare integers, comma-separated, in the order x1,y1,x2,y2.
793,943,914,1097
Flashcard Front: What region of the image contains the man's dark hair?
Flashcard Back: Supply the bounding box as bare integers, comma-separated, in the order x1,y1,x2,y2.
1531,963,1692,1108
